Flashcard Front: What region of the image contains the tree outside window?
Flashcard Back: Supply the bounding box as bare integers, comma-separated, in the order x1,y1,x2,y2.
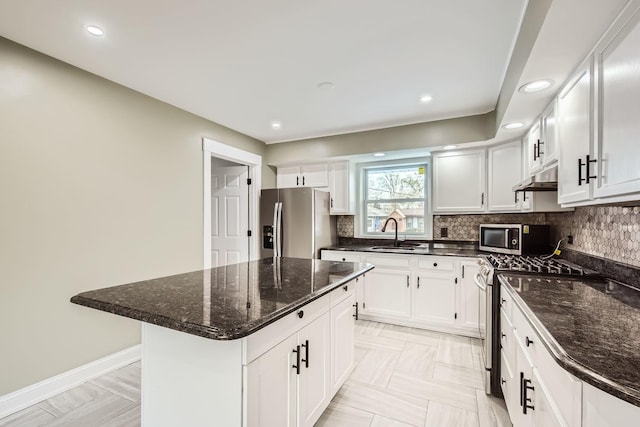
363,164,427,235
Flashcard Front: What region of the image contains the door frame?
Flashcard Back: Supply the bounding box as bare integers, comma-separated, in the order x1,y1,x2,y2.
203,137,262,269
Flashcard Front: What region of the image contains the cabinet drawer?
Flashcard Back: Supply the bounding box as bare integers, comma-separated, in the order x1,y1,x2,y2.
416,257,455,272
500,307,514,364
365,255,410,269
512,303,542,365
321,250,361,263
330,279,356,307
499,287,514,320
245,294,330,364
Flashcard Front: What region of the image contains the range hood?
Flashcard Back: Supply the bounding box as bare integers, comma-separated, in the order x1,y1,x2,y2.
513,165,558,192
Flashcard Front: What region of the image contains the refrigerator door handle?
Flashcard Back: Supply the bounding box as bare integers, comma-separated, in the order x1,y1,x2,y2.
272,202,280,257
276,202,283,257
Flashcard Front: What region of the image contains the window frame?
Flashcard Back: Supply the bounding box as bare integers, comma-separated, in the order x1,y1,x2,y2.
355,157,433,240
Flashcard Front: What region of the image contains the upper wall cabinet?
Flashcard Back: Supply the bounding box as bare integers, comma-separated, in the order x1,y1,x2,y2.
593,4,640,199
488,141,521,212
557,60,593,205
432,149,486,213
328,161,354,215
557,0,640,206
277,163,329,188
276,161,353,215
524,101,559,177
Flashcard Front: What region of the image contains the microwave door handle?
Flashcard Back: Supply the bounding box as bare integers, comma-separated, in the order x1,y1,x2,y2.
505,229,511,248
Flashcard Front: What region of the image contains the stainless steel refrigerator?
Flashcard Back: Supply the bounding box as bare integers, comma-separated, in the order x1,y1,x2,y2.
260,187,336,259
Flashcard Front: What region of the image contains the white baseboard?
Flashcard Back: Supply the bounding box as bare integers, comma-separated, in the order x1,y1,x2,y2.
0,345,141,419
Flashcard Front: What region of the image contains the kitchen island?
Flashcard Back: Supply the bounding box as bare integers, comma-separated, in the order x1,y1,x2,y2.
71,257,373,427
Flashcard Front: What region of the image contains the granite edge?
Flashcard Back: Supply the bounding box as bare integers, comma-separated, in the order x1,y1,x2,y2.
70,263,374,341
498,275,640,407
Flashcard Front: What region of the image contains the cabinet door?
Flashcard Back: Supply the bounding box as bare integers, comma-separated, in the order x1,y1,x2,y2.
594,7,640,198
330,293,355,395
541,101,558,167
432,149,487,213
488,141,522,212
362,268,411,318
246,335,298,427
277,166,301,188
459,261,480,330
514,330,534,427
412,273,456,326
500,350,517,426
300,163,329,188
328,161,351,214
557,62,593,204
298,312,331,427
527,122,542,174
531,368,564,427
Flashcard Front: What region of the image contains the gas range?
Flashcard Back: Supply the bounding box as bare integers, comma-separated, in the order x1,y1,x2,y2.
485,254,598,277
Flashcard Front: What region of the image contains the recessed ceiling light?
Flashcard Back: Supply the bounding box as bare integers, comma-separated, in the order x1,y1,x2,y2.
373,152,385,157
503,122,524,129
420,94,433,104
443,145,457,150
317,81,335,90
270,121,281,130
85,25,104,36
519,79,553,93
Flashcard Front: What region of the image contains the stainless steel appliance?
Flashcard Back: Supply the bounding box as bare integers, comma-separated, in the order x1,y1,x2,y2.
260,187,336,259
479,224,550,255
479,253,598,396
474,259,494,394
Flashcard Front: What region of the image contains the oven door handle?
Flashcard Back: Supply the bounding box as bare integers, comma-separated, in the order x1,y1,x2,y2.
474,273,487,291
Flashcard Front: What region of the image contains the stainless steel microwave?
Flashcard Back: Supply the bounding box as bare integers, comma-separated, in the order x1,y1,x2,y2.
479,224,550,255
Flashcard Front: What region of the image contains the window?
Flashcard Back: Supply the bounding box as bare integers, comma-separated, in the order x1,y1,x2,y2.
359,161,430,237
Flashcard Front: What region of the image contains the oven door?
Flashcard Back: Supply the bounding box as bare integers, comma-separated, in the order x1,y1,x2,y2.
474,266,493,394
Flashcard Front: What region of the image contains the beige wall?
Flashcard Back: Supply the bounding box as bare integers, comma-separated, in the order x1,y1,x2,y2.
0,37,269,395
264,112,495,165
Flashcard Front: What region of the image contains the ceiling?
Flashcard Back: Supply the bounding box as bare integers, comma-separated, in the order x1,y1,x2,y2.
0,0,631,146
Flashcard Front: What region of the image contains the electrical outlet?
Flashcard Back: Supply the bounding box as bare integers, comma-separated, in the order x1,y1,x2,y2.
440,227,448,238
567,235,574,244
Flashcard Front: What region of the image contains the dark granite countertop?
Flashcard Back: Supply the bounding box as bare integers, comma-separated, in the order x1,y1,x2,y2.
71,257,373,341
498,273,640,406
322,245,485,258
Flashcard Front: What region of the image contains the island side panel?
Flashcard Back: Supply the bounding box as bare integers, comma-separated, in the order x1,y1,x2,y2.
141,323,244,427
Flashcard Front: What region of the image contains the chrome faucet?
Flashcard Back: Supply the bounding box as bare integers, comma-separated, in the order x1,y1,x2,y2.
381,217,399,247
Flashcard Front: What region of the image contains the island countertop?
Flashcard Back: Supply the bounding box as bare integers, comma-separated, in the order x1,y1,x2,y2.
71,257,373,341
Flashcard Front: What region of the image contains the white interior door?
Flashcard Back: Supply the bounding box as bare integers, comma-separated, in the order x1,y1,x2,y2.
211,160,249,267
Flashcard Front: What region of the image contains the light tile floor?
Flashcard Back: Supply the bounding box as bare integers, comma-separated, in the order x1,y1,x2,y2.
0,321,511,427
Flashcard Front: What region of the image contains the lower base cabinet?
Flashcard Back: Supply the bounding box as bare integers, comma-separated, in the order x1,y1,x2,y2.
245,281,356,427
321,250,480,337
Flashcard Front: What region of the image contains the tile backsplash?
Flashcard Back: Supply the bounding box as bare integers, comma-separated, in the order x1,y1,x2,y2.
336,205,640,267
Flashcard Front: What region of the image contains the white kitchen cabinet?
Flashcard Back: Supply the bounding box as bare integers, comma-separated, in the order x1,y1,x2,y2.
593,4,640,199
246,335,298,427
361,267,411,319
488,141,522,212
330,292,355,395
432,149,487,213
540,101,559,168
500,284,582,427
247,311,330,427
297,312,331,427
526,121,543,175
413,272,456,326
328,161,353,215
557,60,593,205
459,260,480,330
277,163,329,188
582,381,640,427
